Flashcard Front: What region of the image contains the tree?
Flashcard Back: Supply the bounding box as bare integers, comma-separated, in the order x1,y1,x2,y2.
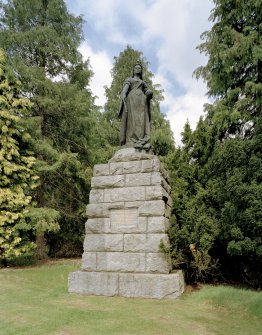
104,45,174,156
0,49,39,265
195,0,262,135
0,0,96,257
195,0,262,287
168,0,262,287
164,121,219,283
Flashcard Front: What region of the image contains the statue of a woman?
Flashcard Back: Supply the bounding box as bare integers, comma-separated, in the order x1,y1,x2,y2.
118,62,153,149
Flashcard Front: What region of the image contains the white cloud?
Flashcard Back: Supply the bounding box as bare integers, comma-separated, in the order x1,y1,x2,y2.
78,42,112,106
165,90,207,146
141,0,212,87
67,0,145,44
139,0,212,145
66,0,214,144
155,72,208,146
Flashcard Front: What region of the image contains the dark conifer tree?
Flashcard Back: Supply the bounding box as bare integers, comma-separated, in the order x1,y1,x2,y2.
0,0,97,257
168,0,262,287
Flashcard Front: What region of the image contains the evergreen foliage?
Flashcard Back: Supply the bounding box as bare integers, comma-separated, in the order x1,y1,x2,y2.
168,0,262,287
0,49,38,264
0,0,97,257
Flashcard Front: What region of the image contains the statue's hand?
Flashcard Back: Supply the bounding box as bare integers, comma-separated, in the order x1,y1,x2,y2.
145,90,153,99
121,96,127,113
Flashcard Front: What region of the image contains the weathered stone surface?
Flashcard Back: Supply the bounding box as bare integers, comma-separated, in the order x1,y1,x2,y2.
109,148,155,163
119,271,184,299
124,201,144,209
145,185,165,201
104,187,145,202
93,164,110,177
110,208,147,233
165,205,172,219
81,252,97,271
151,172,162,185
109,162,123,175
91,175,125,189
161,178,171,194
68,271,119,296
110,208,138,228
122,161,142,174
125,173,151,187
87,202,126,218
147,216,170,233
150,172,171,193
83,234,123,252
86,204,110,218
146,252,170,273
141,158,161,173
80,251,171,273
97,252,145,272
160,165,169,181
107,202,125,210
119,159,162,174
89,189,104,203
85,216,147,234
85,218,110,233
139,200,166,217
69,149,184,300
124,233,168,252
69,271,184,299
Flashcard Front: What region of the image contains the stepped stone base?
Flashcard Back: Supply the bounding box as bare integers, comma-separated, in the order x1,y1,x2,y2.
68,148,184,300
68,270,184,300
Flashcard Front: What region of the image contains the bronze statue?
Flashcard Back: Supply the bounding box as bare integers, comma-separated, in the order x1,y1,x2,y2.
118,62,153,149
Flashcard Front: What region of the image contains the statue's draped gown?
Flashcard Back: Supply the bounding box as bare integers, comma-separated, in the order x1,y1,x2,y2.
119,77,151,146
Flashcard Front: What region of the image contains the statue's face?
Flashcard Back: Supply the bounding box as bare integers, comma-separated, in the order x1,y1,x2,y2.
134,64,142,75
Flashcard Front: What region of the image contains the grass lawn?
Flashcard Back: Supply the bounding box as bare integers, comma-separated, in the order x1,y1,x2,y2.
0,258,261,335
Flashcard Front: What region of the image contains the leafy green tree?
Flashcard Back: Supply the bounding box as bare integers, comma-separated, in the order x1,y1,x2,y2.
104,45,174,156
0,49,39,265
0,0,96,257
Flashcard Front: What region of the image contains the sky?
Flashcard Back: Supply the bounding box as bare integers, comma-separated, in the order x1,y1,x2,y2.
64,0,214,146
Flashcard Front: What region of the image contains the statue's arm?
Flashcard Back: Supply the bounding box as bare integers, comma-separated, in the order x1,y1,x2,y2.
143,82,153,99
118,78,131,117
121,78,131,101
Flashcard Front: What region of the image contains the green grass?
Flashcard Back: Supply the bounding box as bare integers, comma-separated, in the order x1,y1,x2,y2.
0,259,261,335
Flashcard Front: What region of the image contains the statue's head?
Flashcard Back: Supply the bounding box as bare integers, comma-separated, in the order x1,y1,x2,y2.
132,61,143,79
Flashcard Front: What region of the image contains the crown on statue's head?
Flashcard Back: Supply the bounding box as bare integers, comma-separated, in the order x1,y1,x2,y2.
134,60,143,68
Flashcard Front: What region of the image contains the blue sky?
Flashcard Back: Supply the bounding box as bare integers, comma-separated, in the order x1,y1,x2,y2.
64,0,214,145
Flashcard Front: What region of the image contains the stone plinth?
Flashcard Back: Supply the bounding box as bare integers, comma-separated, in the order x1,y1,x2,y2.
68,148,184,299
69,271,184,300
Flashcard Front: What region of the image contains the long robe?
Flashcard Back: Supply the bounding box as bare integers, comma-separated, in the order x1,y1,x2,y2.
118,77,152,146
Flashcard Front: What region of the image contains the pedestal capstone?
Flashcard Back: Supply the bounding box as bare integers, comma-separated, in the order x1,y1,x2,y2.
68,148,184,299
